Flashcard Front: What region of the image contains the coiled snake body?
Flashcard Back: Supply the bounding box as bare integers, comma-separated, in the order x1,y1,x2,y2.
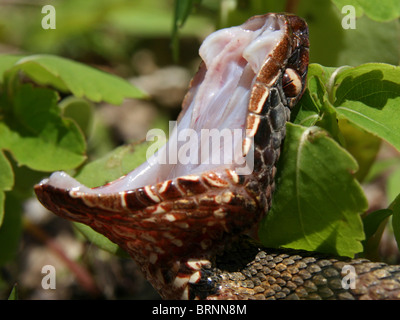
34,13,400,300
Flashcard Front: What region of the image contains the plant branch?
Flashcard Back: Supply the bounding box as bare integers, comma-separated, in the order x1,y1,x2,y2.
23,217,101,297
285,0,301,13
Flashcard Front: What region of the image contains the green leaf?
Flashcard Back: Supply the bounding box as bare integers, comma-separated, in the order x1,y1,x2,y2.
363,209,393,241
292,64,341,127
259,123,367,257
338,119,381,182
356,0,400,21
333,63,400,151
7,283,18,300
300,1,400,66
390,194,400,251
174,0,201,28
73,222,128,257
5,54,146,105
59,97,94,138
292,83,322,127
387,165,400,204
362,208,393,260
0,193,5,228
293,64,345,144
0,84,86,171
364,157,400,183
0,55,24,82
315,100,345,145
172,0,202,61
331,0,365,17
0,151,14,192
0,151,14,226
0,193,22,266
333,0,400,22
74,140,153,187
339,15,400,66
308,64,341,92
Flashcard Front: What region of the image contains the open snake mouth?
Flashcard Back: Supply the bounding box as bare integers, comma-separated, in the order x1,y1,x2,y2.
37,14,307,196
34,14,309,300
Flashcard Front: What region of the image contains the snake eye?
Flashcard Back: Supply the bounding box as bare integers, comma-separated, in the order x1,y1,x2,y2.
282,68,302,98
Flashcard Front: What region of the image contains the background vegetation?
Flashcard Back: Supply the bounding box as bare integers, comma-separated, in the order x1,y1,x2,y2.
0,0,399,299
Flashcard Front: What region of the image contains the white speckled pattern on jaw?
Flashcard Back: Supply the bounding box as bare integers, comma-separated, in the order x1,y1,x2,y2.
44,16,285,195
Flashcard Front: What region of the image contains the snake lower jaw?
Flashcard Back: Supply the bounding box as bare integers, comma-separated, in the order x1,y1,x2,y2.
34,13,311,300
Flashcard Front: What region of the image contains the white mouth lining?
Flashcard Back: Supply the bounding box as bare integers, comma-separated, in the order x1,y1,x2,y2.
45,16,285,194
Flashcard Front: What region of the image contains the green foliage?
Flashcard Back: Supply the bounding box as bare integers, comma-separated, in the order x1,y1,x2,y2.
0,84,86,171
73,222,129,257
334,64,400,150
0,54,144,264
172,0,203,61
74,141,153,187
171,0,400,67
0,151,14,225
7,284,18,300
0,0,213,64
0,0,399,276
172,0,400,258
259,62,400,257
332,0,400,22
5,55,146,104
259,124,367,257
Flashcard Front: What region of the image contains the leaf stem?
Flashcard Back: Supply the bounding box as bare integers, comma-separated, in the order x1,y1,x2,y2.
23,217,101,298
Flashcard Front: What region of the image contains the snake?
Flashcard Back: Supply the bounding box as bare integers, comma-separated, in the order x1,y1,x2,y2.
34,13,400,300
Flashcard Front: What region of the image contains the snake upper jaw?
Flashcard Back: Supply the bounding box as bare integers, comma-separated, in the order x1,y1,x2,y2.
34,13,309,300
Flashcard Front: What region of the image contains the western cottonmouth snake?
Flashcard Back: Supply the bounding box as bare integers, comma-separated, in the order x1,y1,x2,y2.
34,13,400,300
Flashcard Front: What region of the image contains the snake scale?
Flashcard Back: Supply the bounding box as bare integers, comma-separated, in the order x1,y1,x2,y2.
34,13,400,300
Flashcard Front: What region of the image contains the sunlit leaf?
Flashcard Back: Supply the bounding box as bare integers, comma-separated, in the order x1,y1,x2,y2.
74,141,152,187
0,55,24,82
6,54,146,105
59,97,94,138
259,123,367,257
333,0,400,22
333,63,400,151
0,84,86,171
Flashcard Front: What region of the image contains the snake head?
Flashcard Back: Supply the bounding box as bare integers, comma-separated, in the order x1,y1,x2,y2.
283,14,309,107
34,13,308,299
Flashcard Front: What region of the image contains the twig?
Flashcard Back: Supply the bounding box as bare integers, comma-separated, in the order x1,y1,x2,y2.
285,0,301,13
23,218,101,298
